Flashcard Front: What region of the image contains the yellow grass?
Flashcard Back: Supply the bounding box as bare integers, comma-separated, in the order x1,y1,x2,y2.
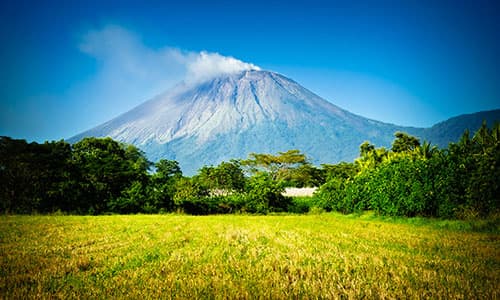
0,213,498,299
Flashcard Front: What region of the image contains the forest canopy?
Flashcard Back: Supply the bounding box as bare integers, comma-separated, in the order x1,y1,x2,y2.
1,122,499,218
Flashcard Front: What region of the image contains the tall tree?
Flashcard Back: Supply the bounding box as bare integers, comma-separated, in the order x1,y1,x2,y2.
355,141,388,170
391,132,421,153
197,160,246,194
242,149,308,180
71,137,150,214
149,159,183,211
0,137,36,213
0,137,74,213
155,159,182,180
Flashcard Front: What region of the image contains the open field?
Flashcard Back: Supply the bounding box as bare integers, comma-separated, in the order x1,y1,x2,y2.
0,213,498,299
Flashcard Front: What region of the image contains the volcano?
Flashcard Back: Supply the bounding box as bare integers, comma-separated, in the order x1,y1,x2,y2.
71,70,499,174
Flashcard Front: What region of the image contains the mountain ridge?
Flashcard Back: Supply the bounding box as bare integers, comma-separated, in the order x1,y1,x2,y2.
71,70,499,174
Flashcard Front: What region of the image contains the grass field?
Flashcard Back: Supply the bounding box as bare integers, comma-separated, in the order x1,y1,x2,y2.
0,213,498,299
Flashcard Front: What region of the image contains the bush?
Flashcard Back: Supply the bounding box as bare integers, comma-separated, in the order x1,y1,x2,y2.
313,178,345,212
108,181,147,214
288,197,315,213
243,173,290,214
366,157,435,217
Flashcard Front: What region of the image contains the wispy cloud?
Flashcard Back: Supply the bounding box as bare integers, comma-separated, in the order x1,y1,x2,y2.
79,24,260,89
186,51,260,83
79,25,186,94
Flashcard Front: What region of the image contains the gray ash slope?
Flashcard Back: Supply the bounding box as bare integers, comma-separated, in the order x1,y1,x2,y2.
71,70,499,174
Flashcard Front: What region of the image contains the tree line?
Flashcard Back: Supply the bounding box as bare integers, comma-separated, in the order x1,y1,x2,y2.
1,122,498,218
315,123,499,218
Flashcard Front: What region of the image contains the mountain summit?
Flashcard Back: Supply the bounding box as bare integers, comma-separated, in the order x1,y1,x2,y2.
71,70,498,174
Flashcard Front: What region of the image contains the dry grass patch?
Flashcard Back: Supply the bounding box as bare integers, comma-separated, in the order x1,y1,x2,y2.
0,214,498,299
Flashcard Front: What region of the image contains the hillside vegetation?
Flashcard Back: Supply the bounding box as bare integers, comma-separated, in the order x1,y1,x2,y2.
0,214,498,299
1,122,499,219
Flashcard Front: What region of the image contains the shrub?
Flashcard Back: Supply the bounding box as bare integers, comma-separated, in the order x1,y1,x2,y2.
288,197,315,213
243,173,290,214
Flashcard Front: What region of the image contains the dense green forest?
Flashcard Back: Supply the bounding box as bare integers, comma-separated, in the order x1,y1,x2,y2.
1,122,499,218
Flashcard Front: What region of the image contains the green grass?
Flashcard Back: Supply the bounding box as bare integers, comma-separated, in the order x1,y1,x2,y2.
0,213,498,299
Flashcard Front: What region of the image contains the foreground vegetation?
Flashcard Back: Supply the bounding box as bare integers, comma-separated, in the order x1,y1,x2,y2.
1,122,499,218
0,213,498,298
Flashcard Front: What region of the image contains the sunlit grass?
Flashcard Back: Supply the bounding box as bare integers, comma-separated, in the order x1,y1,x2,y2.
0,213,498,298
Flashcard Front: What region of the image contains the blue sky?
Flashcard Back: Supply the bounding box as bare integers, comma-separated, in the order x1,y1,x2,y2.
1,0,499,142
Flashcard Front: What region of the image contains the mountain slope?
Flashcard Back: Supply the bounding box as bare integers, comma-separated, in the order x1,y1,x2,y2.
421,109,500,147
71,70,498,174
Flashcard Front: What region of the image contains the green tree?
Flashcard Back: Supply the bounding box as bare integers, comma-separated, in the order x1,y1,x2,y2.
242,149,308,180
355,141,388,170
243,173,290,214
359,141,375,157
197,160,246,194
155,159,182,180
416,141,438,159
0,137,39,213
35,140,75,212
465,122,500,217
108,181,147,214
149,159,183,212
173,177,212,214
0,137,74,213
321,162,358,181
391,132,421,153
366,156,435,217
71,137,150,214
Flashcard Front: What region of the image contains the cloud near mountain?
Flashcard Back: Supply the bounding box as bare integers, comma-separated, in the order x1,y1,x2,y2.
186,51,260,84
79,24,261,89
